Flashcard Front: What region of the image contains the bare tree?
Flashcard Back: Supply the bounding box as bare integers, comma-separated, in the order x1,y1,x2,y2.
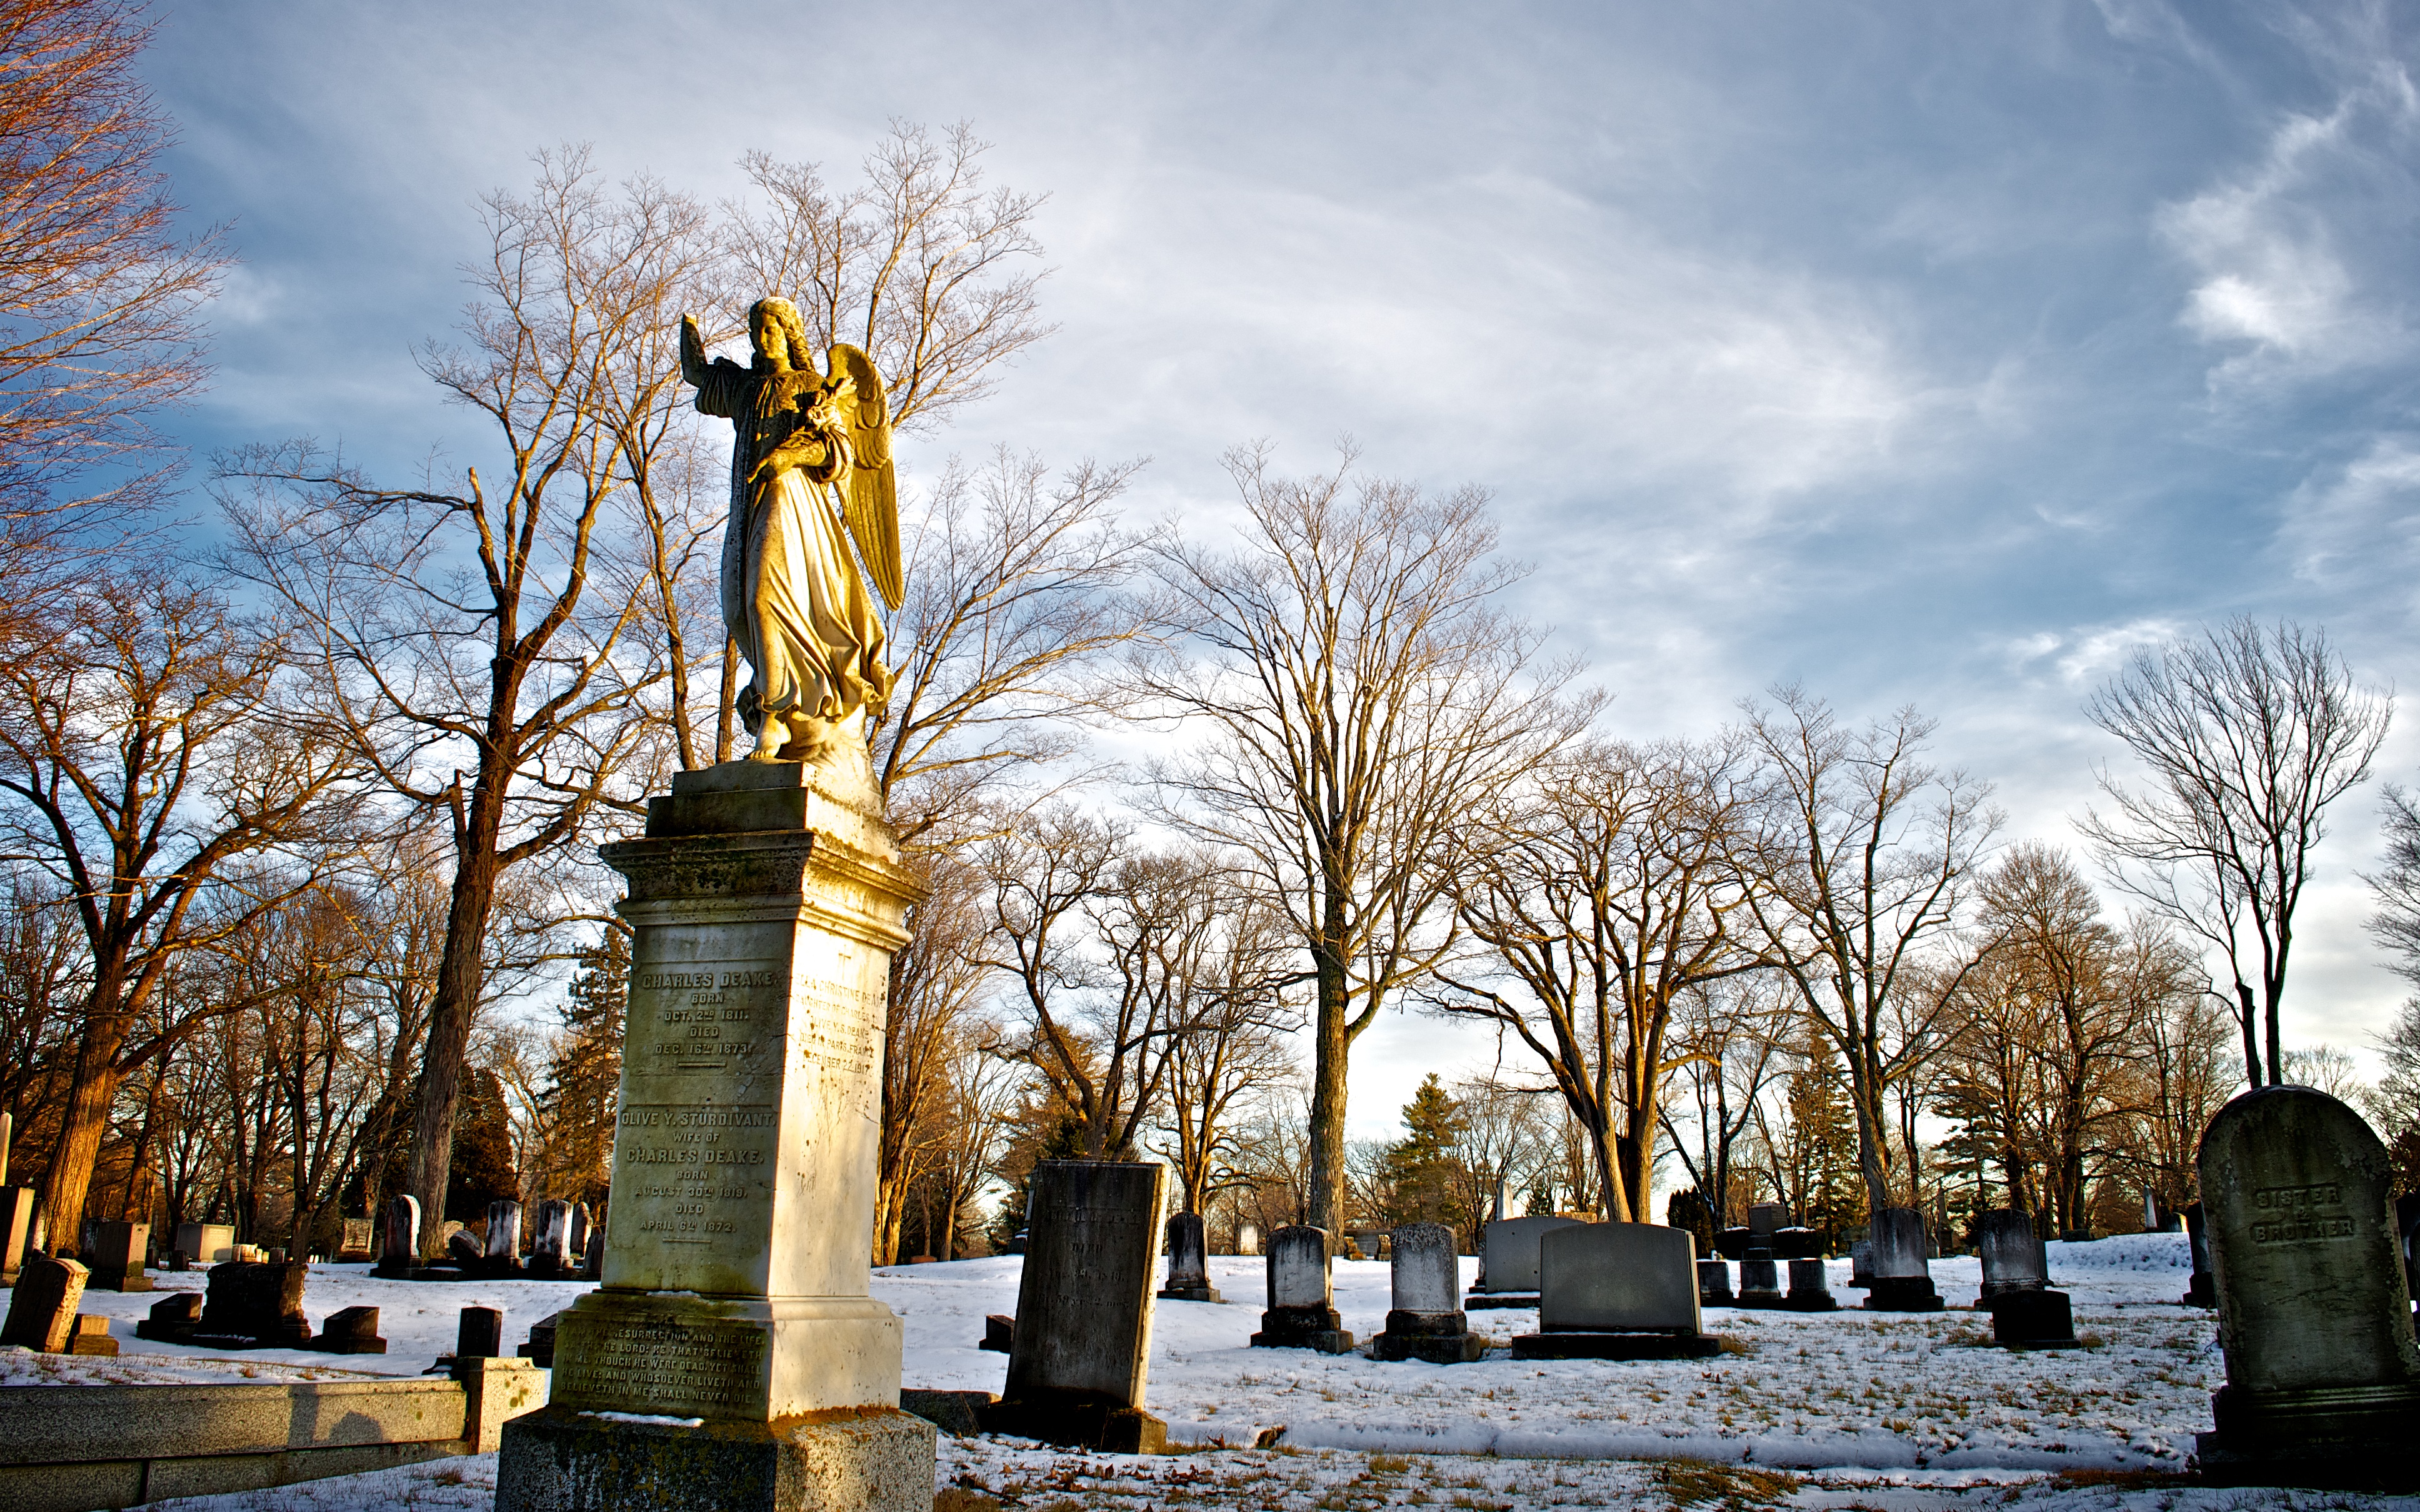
0,574,360,1246
1661,974,1791,1229
1737,687,2000,1215
722,121,1052,437
1150,876,1298,1215
1132,444,1588,1235
219,151,704,1254
2083,617,2389,1089
872,850,994,1263
1434,736,1759,1221
0,0,226,612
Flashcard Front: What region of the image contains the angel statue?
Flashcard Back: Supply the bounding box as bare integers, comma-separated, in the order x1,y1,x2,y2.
679,298,902,777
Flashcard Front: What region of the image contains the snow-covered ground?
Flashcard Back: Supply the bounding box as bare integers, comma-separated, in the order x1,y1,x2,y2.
13,1233,2411,1510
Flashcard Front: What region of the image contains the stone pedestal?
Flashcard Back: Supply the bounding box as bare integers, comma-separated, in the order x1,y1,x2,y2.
172,1221,235,1265
1988,1288,2079,1348
1862,1208,1944,1312
982,1160,1169,1451
1372,1223,1483,1364
1158,1211,1220,1302
136,1291,201,1342
496,761,933,1512
1253,1225,1354,1353
2194,1086,2420,1490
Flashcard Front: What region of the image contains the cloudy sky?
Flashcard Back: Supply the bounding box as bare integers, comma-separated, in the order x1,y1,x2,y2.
141,1,2420,1143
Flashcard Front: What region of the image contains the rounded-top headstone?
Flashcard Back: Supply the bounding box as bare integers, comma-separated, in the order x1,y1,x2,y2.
2198,1085,2420,1397
1266,1225,1332,1310
1389,1223,1459,1314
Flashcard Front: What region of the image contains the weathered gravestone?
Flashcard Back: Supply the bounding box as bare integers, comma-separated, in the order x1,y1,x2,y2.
579,1223,604,1281
2195,1086,2420,1489
1372,1222,1483,1363
373,1195,419,1278
1468,1215,1583,1307
309,1305,388,1354
1862,1208,1943,1311
0,1185,36,1285
494,759,936,1512
136,1290,203,1343
1236,1223,1260,1256
85,1220,151,1291
1158,1211,1220,1303
195,1259,312,1348
2182,1200,2216,1308
483,1200,524,1273
1975,1210,2048,1300
978,1160,1169,1452
1514,1223,1721,1359
339,1217,376,1261
1696,1258,1734,1306
1847,1238,1872,1289
445,1228,484,1266
1252,1225,1354,1354
1784,1257,1839,1311
528,1198,576,1279
0,1255,86,1351
1736,1256,1785,1308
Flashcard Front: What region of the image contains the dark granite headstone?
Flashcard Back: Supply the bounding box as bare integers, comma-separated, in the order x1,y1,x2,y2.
136,1290,203,1343
1784,1257,1839,1311
518,1309,563,1367
1714,1225,1751,1261
446,1228,484,1266
1513,1223,1720,1360
459,1305,504,1358
1976,1210,2048,1301
1862,1208,1942,1311
374,1195,420,1277
196,1260,311,1348
85,1220,152,1291
978,1313,1013,1353
310,1305,388,1354
1158,1211,1220,1302
1736,1256,1784,1308
1696,1258,1734,1306
978,1160,1168,1453
1746,1203,1787,1258
1252,1224,1354,1353
2182,1200,2216,1308
1847,1238,1872,1288
1372,1221,1481,1363
2195,1086,2420,1489
1989,1286,2079,1348
0,1255,87,1351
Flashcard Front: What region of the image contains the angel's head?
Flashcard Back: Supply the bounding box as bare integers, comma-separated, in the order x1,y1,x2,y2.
747,297,816,374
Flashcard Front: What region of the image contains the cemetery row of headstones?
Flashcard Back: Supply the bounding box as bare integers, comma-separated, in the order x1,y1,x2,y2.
370,1193,603,1281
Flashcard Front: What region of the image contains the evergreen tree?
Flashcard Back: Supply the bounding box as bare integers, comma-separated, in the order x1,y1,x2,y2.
1780,1040,1862,1240
1379,1074,1469,1227
445,1067,519,1222
545,929,628,1210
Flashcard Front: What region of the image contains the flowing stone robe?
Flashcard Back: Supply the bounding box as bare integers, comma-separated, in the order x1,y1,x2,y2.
691,359,892,743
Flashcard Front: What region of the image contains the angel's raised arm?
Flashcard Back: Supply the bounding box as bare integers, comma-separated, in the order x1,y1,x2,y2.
678,314,750,418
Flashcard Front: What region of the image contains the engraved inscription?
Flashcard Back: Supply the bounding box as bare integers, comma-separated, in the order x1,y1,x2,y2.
559,1316,764,1416
2250,1181,2356,1243
614,1104,774,1243
632,960,784,1069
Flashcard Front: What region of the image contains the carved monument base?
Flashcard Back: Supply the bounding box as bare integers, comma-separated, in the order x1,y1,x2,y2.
494,762,929,1512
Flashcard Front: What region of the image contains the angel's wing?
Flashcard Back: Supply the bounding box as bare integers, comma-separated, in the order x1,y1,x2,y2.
827,342,902,611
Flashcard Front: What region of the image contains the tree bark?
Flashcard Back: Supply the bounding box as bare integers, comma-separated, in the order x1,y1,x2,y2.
402,811,501,1255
